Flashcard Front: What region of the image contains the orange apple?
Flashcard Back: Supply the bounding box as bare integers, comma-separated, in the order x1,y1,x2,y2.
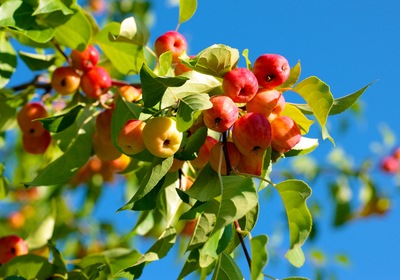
51,66,81,95
190,136,218,169
0,235,29,265
208,141,241,175
116,119,146,155
17,102,48,137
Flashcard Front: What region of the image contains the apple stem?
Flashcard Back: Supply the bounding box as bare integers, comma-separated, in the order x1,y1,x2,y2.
52,40,70,63
221,131,232,175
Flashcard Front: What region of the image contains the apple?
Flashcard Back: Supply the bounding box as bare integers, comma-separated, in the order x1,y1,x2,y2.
80,66,112,98
237,152,264,176
116,119,146,155
208,141,241,175
22,130,51,154
0,235,29,265
142,117,183,158
17,102,48,137
270,116,301,153
92,132,122,161
246,89,285,121
154,31,188,63
380,156,399,174
168,158,185,172
232,112,272,156
252,54,290,89
190,136,218,169
393,147,400,160
203,95,239,133
8,212,25,229
51,66,81,95
70,45,100,72
175,61,192,76
180,219,197,236
115,85,142,103
222,67,259,103
96,108,113,141
108,154,131,172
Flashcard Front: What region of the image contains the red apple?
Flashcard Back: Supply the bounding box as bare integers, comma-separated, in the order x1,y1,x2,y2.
222,68,259,103
51,66,81,95
246,89,285,121
270,116,301,153
232,112,272,156
22,130,51,154
190,136,218,169
154,31,188,63
380,156,399,174
80,66,112,98
116,119,146,155
96,108,113,141
70,45,100,72
203,96,238,133
208,141,241,175
252,54,290,89
237,152,264,176
17,102,48,137
0,235,29,265
116,85,142,103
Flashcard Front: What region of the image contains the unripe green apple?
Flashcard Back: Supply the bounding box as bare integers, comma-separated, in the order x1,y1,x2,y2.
252,54,290,89
222,68,258,103
142,117,183,158
22,130,51,154
70,45,100,72
51,66,81,95
80,66,112,98
246,89,285,121
232,112,272,156
208,141,241,175
203,96,239,133
17,102,48,136
116,119,146,155
154,31,188,63
190,135,218,169
270,116,301,153
0,235,29,265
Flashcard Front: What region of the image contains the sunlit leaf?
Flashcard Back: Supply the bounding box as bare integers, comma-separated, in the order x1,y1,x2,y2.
157,172,182,225
185,163,221,201
212,251,243,280
285,137,319,157
281,103,314,134
179,0,197,24
278,61,301,89
176,93,212,132
25,214,55,249
250,235,268,280
39,104,84,133
0,163,9,199
19,51,56,71
175,125,207,161
178,249,201,279
0,32,17,88
32,0,73,16
0,254,54,279
199,227,222,268
109,16,149,46
242,49,252,70
275,179,312,267
282,277,310,280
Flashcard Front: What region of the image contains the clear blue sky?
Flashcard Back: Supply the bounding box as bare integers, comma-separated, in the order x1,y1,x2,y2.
7,0,400,279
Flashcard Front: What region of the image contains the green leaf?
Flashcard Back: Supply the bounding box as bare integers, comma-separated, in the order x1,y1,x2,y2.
212,252,243,280
95,22,145,75
292,76,334,141
285,137,319,157
108,16,149,46
48,241,67,275
281,103,314,134
32,0,73,16
39,104,84,133
199,227,222,268
53,7,92,50
250,235,268,280
181,44,239,77
242,49,252,70
130,176,165,211
119,156,173,211
175,125,207,160
185,163,221,201
0,163,9,199
214,175,258,232
0,1,55,43
157,51,173,76
179,0,197,24
178,249,201,279
278,61,301,89
275,180,312,267
24,106,96,186
18,51,56,71
0,255,54,279
176,93,212,132
25,214,55,249
140,64,189,108
0,32,17,88
282,277,310,280
157,172,182,225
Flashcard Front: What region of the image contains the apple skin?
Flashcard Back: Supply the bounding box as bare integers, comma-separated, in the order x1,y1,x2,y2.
246,89,285,121
96,108,113,141
22,130,51,154
252,54,290,89
0,235,29,265
222,68,259,103
232,112,272,156
92,132,122,161
208,141,241,175
80,66,112,98
380,156,399,174
168,158,185,172
116,119,146,155
154,31,188,63
116,85,142,103
51,66,81,95
203,96,239,133
142,117,183,158
270,116,301,153
237,152,264,176
70,45,100,72
190,136,218,169
17,102,48,137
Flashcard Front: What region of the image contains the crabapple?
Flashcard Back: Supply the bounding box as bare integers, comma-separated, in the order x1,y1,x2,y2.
92,132,122,161
154,31,188,63
17,102,48,137
270,116,301,153
22,130,51,154
208,141,241,175
115,85,142,102
232,112,272,156
253,54,290,89
222,68,259,103
380,156,399,174
51,66,81,95
190,136,218,169
142,117,183,158
246,89,285,121
70,45,100,72
0,235,29,265
96,108,113,141
168,158,185,172
237,152,264,176
116,119,146,155
203,95,238,133
175,61,192,76
80,66,112,98
108,154,131,172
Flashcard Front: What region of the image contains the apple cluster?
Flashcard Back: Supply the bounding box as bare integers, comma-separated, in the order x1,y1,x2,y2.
380,147,400,174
